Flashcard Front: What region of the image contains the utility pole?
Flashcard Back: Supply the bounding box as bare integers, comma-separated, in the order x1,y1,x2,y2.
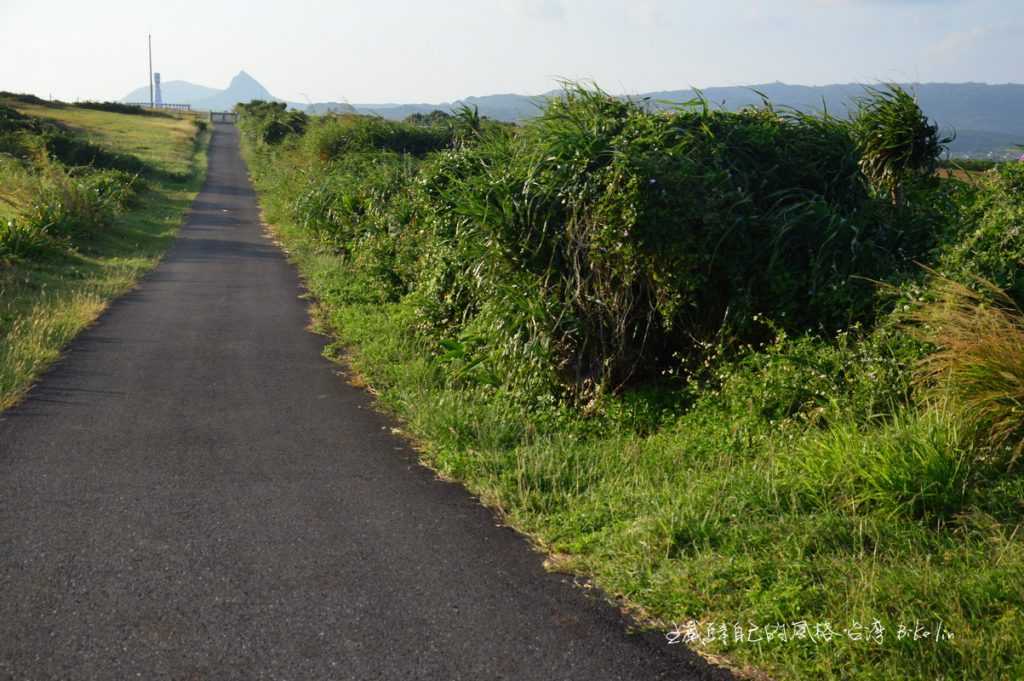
148,34,154,108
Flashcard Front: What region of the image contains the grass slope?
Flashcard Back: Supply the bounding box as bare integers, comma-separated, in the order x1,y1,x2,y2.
6,100,200,178
0,98,209,410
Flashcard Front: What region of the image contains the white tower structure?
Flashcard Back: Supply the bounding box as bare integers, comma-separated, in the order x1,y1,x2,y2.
154,72,163,107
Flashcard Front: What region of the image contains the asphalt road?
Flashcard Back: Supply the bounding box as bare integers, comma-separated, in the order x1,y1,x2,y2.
0,124,731,680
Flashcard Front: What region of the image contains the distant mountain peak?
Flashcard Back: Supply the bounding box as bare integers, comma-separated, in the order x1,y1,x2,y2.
229,70,257,85
121,69,276,109
219,71,275,105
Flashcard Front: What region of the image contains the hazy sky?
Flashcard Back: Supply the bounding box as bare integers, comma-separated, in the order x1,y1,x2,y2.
1,0,1019,104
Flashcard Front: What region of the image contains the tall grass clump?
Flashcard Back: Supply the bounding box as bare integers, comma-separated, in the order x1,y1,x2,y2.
909,274,1024,468
781,408,972,519
853,84,951,207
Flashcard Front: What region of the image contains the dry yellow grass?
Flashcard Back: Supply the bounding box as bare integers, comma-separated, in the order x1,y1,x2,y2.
910,273,1024,466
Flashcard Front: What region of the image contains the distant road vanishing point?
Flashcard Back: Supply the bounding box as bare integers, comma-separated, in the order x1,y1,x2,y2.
0,123,732,680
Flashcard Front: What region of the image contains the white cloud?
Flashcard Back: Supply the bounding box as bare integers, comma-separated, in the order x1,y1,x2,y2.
928,25,988,60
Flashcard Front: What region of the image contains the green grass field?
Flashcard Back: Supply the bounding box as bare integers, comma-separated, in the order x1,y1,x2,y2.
0,97,209,409
6,100,202,178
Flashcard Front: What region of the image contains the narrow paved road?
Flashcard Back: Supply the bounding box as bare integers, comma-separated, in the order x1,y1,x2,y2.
0,125,729,680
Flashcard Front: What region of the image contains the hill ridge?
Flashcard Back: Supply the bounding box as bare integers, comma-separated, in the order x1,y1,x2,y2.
122,73,1024,158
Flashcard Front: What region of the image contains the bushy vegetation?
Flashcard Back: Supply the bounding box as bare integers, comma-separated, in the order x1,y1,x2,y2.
239,84,1023,680
937,162,1024,301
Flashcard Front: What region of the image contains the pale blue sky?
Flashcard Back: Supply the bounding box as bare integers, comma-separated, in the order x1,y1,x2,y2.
0,0,1019,103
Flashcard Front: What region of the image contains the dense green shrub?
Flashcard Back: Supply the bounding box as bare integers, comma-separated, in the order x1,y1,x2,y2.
82,168,144,209
404,110,454,126
940,163,1024,301
0,104,37,133
235,101,309,146
0,92,57,107
408,88,936,398
303,114,453,159
237,86,968,403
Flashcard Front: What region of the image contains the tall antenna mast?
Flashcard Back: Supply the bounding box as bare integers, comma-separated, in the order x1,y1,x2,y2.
148,34,154,108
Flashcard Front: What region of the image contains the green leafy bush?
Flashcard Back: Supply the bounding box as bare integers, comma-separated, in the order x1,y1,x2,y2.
235,101,310,146
304,113,453,159
238,85,954,402
410,88,933,398
939,163,1024,301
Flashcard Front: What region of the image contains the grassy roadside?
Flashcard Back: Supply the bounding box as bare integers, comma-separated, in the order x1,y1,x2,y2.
262,204,1024,681
240,92,1023,680
248,159,1023,681
0,98,210,410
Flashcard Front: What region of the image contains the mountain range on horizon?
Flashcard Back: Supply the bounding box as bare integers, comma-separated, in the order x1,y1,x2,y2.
123,71,1024,159
123,71,277,113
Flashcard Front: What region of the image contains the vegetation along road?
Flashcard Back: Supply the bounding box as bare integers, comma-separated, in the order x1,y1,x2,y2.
0,123,731,679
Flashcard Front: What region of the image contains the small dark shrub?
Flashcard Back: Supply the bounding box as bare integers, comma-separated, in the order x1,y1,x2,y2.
76,101,167,116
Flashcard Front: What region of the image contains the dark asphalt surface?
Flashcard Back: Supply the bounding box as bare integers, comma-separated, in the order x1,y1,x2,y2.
0,124,732,680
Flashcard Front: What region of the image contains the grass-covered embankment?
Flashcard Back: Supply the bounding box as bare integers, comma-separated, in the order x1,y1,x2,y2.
239,91,1023,680
0,95,210,409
